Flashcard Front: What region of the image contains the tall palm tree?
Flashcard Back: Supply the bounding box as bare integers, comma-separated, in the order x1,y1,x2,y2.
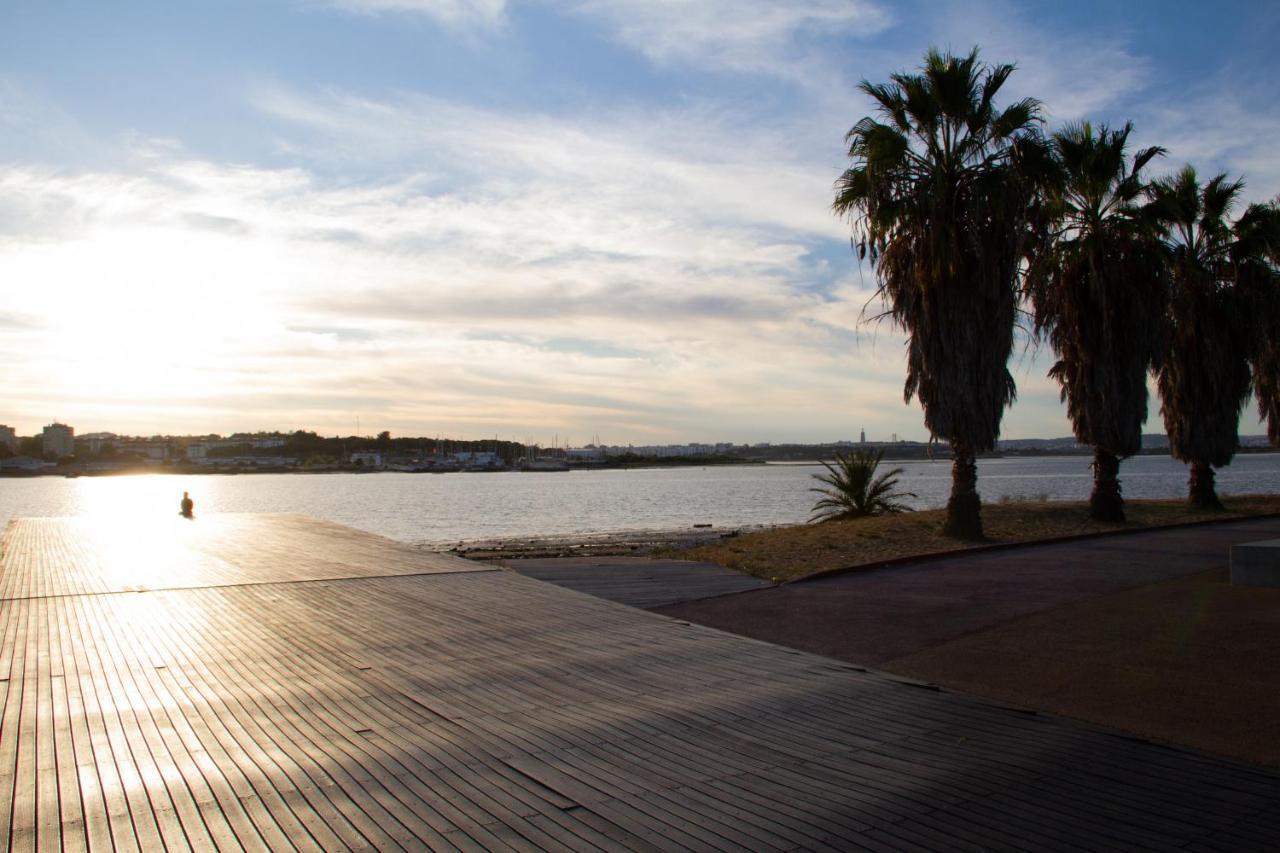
1149,167,1260,508
1024,122,1166,522
1244,199,1280,445
833,47,1042,540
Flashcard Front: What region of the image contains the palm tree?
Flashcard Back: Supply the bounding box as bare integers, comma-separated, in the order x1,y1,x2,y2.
1245,199,1280,445
1024,122,1166,522
809,448,916,521
1149,167,1262,508
833,47,1042,539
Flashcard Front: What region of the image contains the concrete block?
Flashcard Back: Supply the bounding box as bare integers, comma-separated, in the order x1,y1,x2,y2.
1230,539,1280,587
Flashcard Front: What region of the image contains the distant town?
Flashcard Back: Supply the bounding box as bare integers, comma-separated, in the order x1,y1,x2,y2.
0,422,1275,477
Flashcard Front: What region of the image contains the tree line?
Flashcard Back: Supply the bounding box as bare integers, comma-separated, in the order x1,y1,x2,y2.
834,48,1279,539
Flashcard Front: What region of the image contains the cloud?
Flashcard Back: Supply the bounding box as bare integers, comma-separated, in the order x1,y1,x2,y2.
0,97,886,441
568,0,892,77
1134,84,1280,203
251,84,846,239
288,325,380,342
930,1,1150,122
0,311,40,330
315,0,506,28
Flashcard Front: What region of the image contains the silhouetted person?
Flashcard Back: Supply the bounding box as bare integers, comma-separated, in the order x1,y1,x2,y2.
180,491,194,518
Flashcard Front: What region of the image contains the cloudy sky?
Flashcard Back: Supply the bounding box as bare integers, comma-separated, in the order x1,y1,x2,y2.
2,1,1277,444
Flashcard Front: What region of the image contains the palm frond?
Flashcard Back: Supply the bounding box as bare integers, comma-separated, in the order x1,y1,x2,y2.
1149,168,1259,469
1023,120,1167,460
809,448,917,522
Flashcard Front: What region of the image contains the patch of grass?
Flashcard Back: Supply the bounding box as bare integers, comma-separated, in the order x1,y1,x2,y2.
674,495,1280,583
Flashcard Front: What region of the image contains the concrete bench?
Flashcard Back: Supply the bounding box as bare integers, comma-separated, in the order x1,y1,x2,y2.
1230,539,1280,587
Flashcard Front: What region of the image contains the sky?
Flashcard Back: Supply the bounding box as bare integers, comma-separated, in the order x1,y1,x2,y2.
2,1,1277,445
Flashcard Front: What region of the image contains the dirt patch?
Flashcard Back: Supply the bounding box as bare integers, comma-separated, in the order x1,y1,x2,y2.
670,496,1280,582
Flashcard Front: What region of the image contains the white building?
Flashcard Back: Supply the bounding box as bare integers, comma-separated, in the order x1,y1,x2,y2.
606,443,719,458
350,451,384,469
0,425,16,452
116,441,168,461
42,423,74,459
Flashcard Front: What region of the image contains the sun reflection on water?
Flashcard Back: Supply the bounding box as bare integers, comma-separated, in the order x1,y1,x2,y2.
65,475,225,591
71,474,212,522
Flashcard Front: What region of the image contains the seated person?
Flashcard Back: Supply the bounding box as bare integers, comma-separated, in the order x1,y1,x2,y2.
180,491,194,518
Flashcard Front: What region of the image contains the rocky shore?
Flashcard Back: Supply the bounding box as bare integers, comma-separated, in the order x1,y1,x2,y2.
442,524,771,560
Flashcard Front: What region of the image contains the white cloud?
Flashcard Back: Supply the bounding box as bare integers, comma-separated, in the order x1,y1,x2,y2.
317,0,506,28
251,84,847,242
0,86,898,440
1135,87,1280,203
568,0,892,77
931,1,1150,122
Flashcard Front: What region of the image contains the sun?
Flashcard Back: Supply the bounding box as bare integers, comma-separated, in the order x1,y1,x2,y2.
7,223,287,415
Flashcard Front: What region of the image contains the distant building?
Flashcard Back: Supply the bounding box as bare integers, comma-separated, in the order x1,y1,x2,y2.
350,451,384,469
860,429,866,444
0,456,47,472
85,435,113,455
603,443,719,458
116,440,168,462
229,433,287,449
42,423,74,459
0,425,16,452
454,451,503,468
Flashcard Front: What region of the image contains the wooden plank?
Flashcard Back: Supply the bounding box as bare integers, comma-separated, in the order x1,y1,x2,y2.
2,515,1279,852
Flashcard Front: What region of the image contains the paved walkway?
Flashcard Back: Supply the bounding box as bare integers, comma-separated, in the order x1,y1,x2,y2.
657,517,1280,665
2,514,1278,850
657,517,1280,767
504,557,768,609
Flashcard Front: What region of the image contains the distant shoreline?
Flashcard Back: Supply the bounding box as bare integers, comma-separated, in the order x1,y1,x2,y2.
0,456,769,478
4,447,1280,478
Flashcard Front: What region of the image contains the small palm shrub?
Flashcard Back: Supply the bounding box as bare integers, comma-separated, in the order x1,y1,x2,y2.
810,448,917,522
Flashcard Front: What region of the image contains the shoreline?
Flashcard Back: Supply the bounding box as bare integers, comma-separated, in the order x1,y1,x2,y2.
443,525,771,560
0,459,767,478
7,447,1279,479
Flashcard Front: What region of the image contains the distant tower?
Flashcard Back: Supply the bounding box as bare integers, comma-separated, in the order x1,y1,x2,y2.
42,422,75,459
860,428,866,444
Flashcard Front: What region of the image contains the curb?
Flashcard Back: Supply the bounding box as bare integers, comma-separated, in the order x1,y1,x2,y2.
785,509,1280,586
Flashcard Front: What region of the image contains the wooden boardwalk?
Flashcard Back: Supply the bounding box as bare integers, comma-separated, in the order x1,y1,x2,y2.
2,515,1278,851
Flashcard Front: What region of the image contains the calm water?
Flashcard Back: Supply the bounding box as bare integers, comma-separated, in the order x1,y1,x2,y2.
2,454,1279,548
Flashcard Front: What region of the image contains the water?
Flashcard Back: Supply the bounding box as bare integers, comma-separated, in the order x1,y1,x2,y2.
2,454,1278,548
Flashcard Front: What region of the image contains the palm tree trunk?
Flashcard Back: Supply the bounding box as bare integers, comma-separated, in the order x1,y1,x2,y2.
1188,462,1222,510
1089,448,1124,522
942,441,983,540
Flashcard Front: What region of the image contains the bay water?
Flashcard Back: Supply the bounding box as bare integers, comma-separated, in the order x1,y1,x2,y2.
2,454,1279,549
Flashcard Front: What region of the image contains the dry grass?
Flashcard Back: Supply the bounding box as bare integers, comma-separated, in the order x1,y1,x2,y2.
677,495,1280,583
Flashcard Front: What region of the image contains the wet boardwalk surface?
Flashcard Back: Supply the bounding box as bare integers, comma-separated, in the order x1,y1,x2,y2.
2,514,1279,851
505,557,768,609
